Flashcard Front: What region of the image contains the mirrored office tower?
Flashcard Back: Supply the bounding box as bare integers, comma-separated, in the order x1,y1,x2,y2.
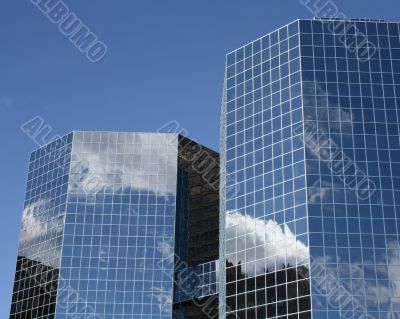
221,18,400,319
10,131,220,319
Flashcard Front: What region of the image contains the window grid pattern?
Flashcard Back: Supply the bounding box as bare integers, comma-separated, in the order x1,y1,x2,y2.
223,20,312,319
174,260,219,303
300,19,400,319
10,134,73,319
56,132,179,319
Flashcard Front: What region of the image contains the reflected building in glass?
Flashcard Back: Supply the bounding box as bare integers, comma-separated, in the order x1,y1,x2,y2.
10,131,220,319
221,18,400,319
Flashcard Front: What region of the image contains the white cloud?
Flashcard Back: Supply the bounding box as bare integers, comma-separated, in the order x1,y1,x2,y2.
156,238,175,266
225,210,309,277
150,286,173,314
19,200,63,268
314,241,400,315
68,132,179,197
302,81,353,133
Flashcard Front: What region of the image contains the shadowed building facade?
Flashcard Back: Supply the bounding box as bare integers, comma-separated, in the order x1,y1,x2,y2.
220,18,400,319
10,131,219,319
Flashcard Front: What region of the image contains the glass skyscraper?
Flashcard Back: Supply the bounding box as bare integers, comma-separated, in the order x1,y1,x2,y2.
10,131,220,319
10,17,400,319
221,18,400,319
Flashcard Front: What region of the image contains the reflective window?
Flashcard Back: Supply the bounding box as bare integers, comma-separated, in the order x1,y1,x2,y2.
222,18,400,319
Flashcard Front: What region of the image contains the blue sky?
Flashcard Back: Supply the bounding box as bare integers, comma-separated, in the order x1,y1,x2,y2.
1,0,399,315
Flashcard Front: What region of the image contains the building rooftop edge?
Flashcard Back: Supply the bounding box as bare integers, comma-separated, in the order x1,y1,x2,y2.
226,17,395,57
27,131,219,155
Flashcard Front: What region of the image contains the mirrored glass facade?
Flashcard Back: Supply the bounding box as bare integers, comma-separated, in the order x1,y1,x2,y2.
10,134,73,319
173,137,220,319
10,132,220,319
221,18,400,319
